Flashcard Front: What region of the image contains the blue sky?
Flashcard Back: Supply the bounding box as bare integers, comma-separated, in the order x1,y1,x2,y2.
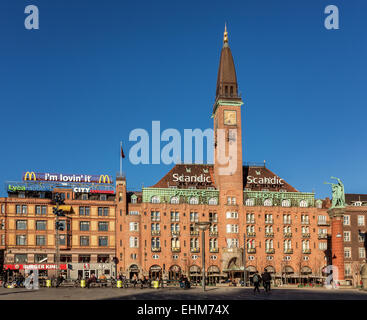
0,0,366,198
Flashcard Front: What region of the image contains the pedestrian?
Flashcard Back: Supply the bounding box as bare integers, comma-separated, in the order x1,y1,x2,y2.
261,268,271,293
253,272,261,294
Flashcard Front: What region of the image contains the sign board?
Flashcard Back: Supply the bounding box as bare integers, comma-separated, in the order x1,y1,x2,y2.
4,264,67,270
23,172,113,184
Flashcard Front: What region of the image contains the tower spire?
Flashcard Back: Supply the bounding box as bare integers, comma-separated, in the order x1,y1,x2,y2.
223,23,228,45
214,24,241,105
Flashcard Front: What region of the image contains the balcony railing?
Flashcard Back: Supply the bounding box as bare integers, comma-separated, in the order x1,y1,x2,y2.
265,220,273,224
303,249,311,254
283,220,292,225
209,231,218,237
318,234,328,239
301,221,309,225
151,230,161,236
171,231,180,236
152,247,161,252
170,218,180,222
151,218,161,222
247,232,256,237
265,232,274,238
190,231,199,236
247,248,256,254
284,233,292,238
284,249,293,254
246,220,255,224
302,233,311,238
190,247,200,253
171,247,181,253
209,247,219,253
266,248,275,254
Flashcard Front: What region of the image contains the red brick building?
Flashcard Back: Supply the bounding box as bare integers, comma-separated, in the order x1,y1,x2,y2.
114,28,332,285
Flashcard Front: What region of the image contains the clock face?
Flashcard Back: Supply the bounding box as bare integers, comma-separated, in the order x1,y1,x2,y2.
224,110,237,125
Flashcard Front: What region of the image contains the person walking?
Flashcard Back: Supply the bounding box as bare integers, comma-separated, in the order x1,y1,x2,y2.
253,272,261,294
261,268,271,294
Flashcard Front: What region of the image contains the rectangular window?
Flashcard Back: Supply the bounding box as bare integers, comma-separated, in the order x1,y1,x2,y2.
98,236,108,247
59,235,66,246
16,220,27,230
22,205,27,214
97,255,109,263
343,215,350,226
98,207,109,216
16,235,26,245
129,237,139,248
80,221,90,231
359,247,366,259
41,206,47,215
34,254,48,263
16,205,21,214
344,247,351,259
358,215,365,226
79,206,90,216
129,222,139,232
36,205,41,215
36,220,47,230
345,264,352,276
80,236,90,246
1,204,4,214
14,254,27,263
36,235,46,246
344,231,351,242
98,222,109,231
60,255,72,263
319,242,327,250
78,255,91,263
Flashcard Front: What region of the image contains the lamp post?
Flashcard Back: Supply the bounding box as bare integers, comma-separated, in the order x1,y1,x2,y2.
195,221,211,292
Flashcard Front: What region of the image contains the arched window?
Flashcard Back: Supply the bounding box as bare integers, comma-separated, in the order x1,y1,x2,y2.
189,197,199,205
299,200,308,208
151,196,160,204
245,198,255,206
170,197,179,204
281,199,290,207
264,199,272,207
208,198,218,205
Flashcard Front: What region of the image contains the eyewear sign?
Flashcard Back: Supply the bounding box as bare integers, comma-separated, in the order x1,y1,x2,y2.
23,172,113,184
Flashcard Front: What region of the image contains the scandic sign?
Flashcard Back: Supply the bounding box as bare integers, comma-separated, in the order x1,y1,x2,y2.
4,264,67,270
23,172,113,184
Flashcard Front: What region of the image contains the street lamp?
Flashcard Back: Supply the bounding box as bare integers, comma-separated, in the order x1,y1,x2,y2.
195,221,211,292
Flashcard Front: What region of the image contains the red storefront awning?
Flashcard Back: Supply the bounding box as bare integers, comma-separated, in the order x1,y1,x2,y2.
4,264,67,270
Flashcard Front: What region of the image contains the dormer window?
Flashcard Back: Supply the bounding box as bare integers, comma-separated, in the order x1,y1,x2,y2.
354,201,362,206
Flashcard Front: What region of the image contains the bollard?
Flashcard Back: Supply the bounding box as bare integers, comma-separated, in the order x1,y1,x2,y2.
46,280,51,288
81,279,86,288
117,280,122,288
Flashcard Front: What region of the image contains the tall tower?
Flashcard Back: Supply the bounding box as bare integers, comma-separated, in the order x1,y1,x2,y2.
213,25,244,204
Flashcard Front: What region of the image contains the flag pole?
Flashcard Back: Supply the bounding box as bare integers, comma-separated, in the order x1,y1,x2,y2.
120,141,122,177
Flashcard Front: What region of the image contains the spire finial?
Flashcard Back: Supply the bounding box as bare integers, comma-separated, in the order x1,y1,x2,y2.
223,23,228,44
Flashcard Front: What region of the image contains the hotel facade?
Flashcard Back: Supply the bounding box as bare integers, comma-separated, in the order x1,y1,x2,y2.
1,28,360,285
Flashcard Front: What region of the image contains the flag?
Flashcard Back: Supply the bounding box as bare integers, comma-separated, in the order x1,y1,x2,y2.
121,145,125,158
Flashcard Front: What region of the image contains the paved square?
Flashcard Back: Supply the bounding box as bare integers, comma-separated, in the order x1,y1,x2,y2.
0,286,367,300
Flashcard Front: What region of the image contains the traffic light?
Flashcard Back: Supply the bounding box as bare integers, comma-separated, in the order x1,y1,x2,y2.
53,207,65,217
53,193,65,205
55,222,65,231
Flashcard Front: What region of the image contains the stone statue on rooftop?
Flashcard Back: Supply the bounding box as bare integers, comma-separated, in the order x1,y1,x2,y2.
324,177,345,208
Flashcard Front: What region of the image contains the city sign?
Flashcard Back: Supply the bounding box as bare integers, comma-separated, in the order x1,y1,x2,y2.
23,171,113,184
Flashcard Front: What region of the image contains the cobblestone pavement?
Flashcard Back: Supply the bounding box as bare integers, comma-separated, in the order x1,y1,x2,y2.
0,286,366,300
